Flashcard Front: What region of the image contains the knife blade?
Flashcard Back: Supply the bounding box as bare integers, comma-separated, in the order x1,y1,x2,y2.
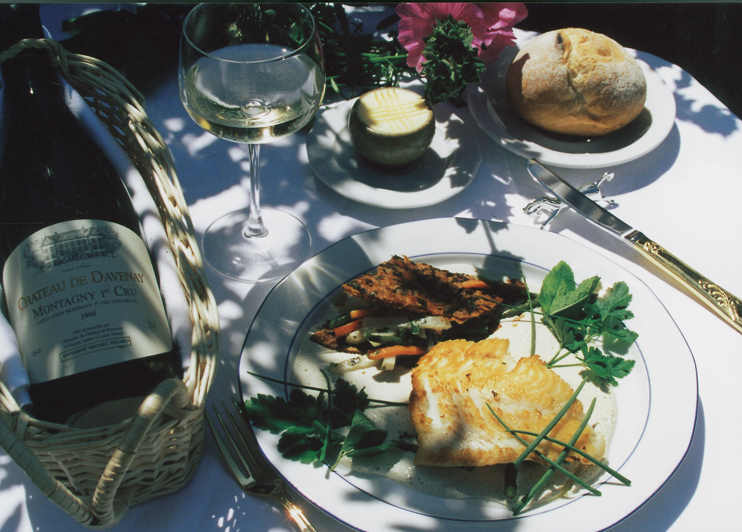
527,158,742,334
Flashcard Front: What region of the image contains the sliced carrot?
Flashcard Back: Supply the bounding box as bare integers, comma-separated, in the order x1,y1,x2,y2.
333,317,364,337
368,345,427,360
349,308,377,319
460,279,492,290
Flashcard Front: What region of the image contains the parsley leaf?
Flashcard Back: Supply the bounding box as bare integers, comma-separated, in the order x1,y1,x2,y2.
596,281,633,320
537,261,638,386
243,392,312,433
331,378,371,427
277,425,326,464
331,410,400,470
242,377,403,470
580,345,636,387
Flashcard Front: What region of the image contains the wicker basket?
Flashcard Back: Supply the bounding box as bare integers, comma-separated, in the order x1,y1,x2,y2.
0,39,220,528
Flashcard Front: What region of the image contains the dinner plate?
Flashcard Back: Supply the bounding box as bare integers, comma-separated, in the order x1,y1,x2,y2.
307,99,480,208
467,45,677,169
238,218,697,532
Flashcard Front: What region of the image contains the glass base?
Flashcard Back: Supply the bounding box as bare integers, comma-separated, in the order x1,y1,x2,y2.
201,208,312,282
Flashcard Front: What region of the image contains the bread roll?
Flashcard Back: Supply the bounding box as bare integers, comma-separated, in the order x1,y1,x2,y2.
506,28,647,136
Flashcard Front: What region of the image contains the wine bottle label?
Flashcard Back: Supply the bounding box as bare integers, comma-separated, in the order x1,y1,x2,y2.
3,219,173,384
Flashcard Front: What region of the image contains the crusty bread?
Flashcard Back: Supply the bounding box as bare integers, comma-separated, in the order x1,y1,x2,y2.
506,28,647,136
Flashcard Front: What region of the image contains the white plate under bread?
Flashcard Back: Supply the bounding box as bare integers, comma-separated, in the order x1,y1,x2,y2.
468,37,677,169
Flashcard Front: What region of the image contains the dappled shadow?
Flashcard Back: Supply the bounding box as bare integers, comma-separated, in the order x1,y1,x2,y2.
609,399,704,532
639,53,740,137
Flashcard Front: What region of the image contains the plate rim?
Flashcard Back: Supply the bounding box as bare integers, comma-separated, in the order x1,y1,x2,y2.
238,217,699,532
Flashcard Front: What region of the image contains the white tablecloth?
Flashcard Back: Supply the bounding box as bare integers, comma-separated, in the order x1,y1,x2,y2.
2,4,741,532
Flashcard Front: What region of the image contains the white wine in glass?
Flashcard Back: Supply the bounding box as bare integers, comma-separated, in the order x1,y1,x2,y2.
179,3,325,282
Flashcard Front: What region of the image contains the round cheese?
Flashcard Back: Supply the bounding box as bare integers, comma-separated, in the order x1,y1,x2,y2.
348,87,435,169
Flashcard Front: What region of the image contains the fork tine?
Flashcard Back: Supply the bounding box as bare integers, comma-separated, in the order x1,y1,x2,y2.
226,398,268,470
220,398,320,532
206,404,253,488
215,403,256,475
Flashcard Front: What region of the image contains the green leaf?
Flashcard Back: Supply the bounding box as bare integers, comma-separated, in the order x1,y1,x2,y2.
342,410,397,460
550,317,577,350
244,377,403,470
421,15,485,105
277,426,324,463
596,281,633,320
550,275,600,318
344,411,386,449
539,261,576,315
539,261,600,319
604,325,639,344
330,379,370,428
243,394,302,433
581,346,636,386
539,261,638,384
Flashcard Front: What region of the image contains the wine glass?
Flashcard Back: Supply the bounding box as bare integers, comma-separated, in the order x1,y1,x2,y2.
179,3,325,282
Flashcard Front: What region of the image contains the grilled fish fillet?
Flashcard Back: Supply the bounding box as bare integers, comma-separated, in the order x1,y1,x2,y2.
409,338,605,466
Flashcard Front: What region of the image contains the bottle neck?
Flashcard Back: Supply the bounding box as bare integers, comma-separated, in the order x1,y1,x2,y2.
2,48,64,114
0,4,45,52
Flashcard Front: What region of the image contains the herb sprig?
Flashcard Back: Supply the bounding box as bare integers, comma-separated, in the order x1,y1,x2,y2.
243,372,403,470
538,261,637,386
309,4,414,100
501,261,637,386
420,15,485,105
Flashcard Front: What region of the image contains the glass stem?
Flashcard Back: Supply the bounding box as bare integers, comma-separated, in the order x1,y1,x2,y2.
244,143,268,238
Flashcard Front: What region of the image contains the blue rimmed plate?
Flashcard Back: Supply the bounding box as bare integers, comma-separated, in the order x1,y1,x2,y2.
239,218,697,531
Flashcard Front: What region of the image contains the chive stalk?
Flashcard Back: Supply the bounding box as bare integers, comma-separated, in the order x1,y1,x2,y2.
487,405,599,496
507,429,630,486
246,371,409,407
513,378,587,468
512,398,596,514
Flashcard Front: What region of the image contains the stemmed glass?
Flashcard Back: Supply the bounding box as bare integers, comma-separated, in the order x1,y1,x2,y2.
179,3,325,282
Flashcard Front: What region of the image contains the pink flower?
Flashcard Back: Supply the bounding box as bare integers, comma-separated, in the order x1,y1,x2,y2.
396,3,528,72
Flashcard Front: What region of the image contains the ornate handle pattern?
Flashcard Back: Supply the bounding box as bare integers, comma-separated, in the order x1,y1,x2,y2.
628,231,742,333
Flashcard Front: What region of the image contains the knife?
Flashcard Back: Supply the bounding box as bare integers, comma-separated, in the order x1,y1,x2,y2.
527,158,742,334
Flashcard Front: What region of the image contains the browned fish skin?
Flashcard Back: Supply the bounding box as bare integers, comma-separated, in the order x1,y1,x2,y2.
343,256,504,324
409,338,605,467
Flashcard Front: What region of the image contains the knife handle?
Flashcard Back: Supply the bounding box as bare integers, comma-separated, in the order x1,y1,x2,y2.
628,231,742,333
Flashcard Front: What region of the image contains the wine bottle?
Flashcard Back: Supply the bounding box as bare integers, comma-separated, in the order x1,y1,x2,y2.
0,5,182,424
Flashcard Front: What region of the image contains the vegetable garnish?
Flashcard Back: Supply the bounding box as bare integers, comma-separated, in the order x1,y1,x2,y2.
500,260,637,387
538,261,637,386
487,399,603,501
513,397,597,515
242,259,639,515
243,372,405,471
481,260,637,512
368,345,427,360
459,278,493,290
333,318,365,338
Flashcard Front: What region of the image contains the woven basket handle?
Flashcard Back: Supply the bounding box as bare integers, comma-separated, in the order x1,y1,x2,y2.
88,378,190,528
0,378,190,529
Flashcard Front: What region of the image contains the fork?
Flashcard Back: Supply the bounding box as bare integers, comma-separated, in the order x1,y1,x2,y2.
206,398,318,532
